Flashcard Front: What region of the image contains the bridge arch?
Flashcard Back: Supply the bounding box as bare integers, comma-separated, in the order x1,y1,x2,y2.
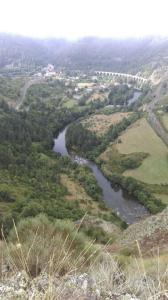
95,71,148,84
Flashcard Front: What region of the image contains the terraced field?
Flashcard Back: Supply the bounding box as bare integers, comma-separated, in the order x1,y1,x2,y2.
117,118,168,184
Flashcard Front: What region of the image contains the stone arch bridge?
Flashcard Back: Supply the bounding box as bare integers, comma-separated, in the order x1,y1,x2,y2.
95,71,148,84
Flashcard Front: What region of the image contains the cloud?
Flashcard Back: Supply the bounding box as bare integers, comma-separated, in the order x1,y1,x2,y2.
0,0,168,39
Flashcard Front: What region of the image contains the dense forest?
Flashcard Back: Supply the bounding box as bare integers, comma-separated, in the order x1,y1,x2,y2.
0,98,127,236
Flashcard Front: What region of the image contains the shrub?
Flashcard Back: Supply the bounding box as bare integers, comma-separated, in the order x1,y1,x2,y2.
81,225,115,244
0,190,15,202
110,175,166,214
6,214,99,277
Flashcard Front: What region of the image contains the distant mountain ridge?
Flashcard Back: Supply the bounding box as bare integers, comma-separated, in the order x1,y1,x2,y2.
1,34,168,74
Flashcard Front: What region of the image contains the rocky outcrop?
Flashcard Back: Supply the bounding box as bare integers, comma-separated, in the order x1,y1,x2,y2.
118,207,168,249
0,270,142,300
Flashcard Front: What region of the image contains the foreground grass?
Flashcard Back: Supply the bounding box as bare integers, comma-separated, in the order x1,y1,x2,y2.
0,215,168,299
2,215,99,277
117,118,168,184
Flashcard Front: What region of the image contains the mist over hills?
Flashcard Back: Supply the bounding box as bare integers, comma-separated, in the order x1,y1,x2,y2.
1,33,168,74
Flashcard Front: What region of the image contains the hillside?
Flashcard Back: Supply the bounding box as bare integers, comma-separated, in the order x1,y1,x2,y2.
0,34,50,69
2,34,168,75
0,35,168,299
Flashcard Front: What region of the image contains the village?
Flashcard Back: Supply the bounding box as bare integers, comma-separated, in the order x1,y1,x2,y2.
31,63,145,109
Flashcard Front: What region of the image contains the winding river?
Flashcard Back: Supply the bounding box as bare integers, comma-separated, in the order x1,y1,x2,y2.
53,127,148,224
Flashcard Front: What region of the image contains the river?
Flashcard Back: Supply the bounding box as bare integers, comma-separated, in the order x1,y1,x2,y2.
53,127,148,224
128,91,141,106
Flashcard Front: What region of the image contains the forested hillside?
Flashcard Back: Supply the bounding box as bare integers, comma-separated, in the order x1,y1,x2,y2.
1,34,168,74
0,34,49,69
0,32,168,299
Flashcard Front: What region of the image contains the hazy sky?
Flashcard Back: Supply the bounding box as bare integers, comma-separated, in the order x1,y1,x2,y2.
0,0,168,39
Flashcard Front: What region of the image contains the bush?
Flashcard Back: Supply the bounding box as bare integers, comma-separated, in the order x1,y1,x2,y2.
0,190,15,202
6,214,99,277
81,225,115,244
110,175,166,214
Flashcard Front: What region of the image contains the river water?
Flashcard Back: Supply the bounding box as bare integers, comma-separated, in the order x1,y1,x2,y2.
128,91,141,106
53,126,148,224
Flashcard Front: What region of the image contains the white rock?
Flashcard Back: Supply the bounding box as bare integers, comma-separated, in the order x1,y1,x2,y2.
121,294,140,300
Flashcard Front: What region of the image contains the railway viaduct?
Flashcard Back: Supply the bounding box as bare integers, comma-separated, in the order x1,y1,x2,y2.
95,71,148,83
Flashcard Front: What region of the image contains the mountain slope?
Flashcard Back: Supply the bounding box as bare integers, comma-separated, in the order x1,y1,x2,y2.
1,34,168,74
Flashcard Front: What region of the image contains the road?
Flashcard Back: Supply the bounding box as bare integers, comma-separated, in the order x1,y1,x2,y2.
147,84,168,147
16,78,43,110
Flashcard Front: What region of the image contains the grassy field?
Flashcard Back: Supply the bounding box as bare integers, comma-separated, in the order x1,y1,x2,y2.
154,194,168,204
82,112,131,136
62,99,77,108
100,144,148,175
86,91,109,104
60,174,125,228
60,174,96,212
77,82,95,88
117,118,168,184
60,173,109,215
159,94,168,106
162,113,168,131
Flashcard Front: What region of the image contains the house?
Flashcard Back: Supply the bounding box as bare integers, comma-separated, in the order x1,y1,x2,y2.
46,64,55,72
44,71,56,78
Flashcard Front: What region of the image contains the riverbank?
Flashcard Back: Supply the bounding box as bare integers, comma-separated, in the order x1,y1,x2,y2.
53,127,149,224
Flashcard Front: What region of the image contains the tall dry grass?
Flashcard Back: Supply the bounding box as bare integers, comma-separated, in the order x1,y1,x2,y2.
0,215,168,299
1,214,99,277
